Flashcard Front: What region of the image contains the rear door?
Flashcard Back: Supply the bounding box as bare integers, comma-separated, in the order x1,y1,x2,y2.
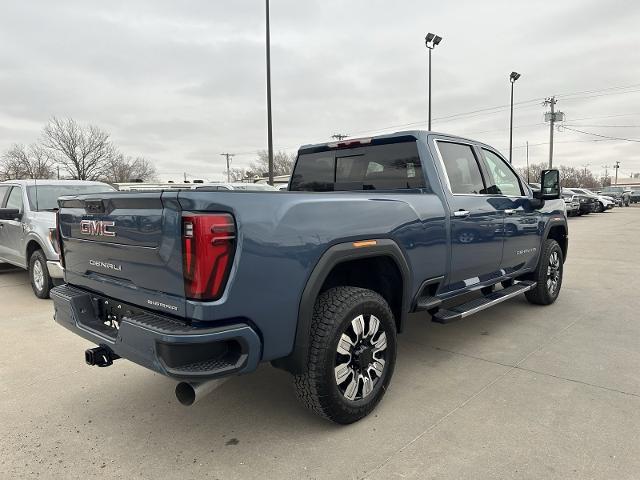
59,192,188,317
431,139,504,292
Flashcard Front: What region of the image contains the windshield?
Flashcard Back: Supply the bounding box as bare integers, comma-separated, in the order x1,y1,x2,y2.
603,186,623,193
27,184,114,211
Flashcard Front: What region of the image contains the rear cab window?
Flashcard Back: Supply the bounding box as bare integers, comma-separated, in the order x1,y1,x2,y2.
290,137,428,192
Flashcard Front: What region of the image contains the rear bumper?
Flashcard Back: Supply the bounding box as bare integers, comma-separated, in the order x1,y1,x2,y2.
51,285,262,381
46,261,64,279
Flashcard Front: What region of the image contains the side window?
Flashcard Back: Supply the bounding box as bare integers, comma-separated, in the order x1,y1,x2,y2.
6,187,23,212
437,142,486,194
0,186,10,207
481,149,523,196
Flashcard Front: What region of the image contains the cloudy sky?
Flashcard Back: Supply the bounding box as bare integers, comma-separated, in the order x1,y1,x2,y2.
1,0,639,181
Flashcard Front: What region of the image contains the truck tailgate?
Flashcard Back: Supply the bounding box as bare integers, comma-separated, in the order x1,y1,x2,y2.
58,192,187,317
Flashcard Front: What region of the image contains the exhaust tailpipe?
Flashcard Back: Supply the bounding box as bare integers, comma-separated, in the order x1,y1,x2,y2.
175,379,226,406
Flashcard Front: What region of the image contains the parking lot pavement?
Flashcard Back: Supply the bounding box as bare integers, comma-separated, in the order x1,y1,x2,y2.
1,207,639,480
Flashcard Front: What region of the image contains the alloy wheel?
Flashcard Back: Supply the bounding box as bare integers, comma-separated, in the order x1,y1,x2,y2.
546,250,561,296
33,260,45,292
334,314,387,401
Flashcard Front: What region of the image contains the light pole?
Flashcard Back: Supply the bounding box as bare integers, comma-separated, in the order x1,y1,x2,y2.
508,71,521,164
265,0,274,185
425,33,442,131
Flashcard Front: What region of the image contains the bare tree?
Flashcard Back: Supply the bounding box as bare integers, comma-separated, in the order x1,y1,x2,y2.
516,162,546,184
42,117,117,180
103,155,158,183
250,150,295,177
1,143,54,180
224,167,247,182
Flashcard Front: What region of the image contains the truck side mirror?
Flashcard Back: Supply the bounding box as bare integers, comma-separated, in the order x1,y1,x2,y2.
534,170,561,200
0,208,21,221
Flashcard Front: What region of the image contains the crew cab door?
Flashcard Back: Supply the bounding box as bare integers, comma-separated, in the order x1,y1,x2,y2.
477,148,541,274
0,185,12,261
0,186,26,266
431,140,504,292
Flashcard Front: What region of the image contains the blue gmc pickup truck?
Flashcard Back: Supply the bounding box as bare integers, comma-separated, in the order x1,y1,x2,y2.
52,130,567,424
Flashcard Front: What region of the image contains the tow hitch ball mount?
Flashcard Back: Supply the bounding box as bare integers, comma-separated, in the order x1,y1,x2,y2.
85,346,120,367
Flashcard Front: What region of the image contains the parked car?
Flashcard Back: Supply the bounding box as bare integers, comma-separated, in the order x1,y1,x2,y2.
561,190,581,216
601,186,631,207
0,180,115,298
562,188,597,215
630,189,640,204
52,131,567,424
567,188,614,212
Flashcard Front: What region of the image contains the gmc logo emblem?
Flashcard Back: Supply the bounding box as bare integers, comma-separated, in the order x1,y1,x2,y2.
80,220,116,237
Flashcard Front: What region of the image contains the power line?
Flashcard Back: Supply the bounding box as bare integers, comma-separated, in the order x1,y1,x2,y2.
555,82,640,99
560,126,640,143
564,124,640,128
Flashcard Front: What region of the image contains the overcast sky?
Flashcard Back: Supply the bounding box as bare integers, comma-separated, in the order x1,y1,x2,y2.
1,0,639,181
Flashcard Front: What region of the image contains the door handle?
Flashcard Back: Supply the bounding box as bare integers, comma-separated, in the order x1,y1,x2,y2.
504,209,516,215
453,210,470,218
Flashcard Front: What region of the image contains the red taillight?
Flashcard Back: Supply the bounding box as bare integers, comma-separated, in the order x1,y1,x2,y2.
182,213,236,301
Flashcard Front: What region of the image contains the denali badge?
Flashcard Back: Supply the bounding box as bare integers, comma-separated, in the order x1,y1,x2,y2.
80,219,116,237
147,299,179,312
89,259,122,271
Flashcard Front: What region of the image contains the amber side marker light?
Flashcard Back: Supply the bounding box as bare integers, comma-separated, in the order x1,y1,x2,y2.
352,240,377,248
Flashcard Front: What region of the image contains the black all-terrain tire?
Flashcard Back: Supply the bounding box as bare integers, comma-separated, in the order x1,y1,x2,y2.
525,239,563,306
293,286,397,424
29,249,53,299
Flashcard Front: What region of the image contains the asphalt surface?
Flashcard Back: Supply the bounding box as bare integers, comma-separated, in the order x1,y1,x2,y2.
1,206,639,479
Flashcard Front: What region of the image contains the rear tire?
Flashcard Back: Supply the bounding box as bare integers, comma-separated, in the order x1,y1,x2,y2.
525,239,563,305
29,249,53,299
293,286,397,424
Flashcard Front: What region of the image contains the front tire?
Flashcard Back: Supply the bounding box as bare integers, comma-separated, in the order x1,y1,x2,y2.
29,249,53,299
294,286,397,424
525,239,563,305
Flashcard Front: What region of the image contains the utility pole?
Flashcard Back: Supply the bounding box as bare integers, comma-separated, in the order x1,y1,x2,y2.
57,165,60,180
526,141,530,183
614,161,620,184
331,134,349,141
543,97,564,169
184,172,187,183
545,97,556,169
220,153,235,182
265,0,274,186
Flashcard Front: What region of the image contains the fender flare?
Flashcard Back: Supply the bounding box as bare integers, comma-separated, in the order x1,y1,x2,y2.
24,234,46,260
274,238,411,374
541,216,568,261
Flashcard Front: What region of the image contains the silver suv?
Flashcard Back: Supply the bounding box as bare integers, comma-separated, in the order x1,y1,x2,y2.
0,180,114,298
